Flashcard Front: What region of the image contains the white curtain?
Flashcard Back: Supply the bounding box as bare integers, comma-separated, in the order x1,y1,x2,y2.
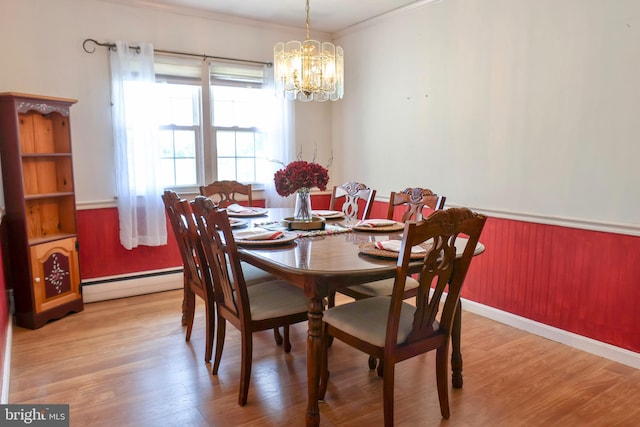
261,64,295,208
110,41,167,249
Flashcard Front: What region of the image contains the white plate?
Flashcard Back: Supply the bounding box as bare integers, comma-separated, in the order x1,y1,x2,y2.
226,207,268,217
312,210,345,219
235,231,298,246
229,218,248,228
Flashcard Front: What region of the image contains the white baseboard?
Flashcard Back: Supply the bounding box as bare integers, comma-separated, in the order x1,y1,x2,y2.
1,316,11,404
461,297,640,369
82,269,183,303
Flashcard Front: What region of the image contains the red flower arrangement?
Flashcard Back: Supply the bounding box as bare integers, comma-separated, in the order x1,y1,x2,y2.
274,160,330,197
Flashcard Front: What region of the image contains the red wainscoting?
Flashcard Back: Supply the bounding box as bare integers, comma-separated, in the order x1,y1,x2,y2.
77,208,182,279
76,198,640,353
312,193,331,211
462,217,640,353
76,199,266,279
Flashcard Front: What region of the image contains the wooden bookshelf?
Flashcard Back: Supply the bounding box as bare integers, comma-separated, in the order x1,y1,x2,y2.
0,93,83,328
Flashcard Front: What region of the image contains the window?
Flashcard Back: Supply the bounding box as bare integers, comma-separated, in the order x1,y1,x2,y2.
212,85,266,183
154,56,272,191
157,83,200,187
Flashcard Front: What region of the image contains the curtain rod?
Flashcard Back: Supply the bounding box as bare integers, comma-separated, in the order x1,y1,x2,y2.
82,38,272,67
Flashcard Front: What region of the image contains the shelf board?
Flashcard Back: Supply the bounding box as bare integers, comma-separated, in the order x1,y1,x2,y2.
24,192,75,200
22,152,72,157
29,233,77,246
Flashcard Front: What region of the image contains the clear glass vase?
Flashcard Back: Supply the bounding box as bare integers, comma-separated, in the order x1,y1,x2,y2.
294,188,312,222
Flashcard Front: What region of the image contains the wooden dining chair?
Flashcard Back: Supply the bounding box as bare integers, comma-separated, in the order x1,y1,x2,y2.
329,181,376,221
191,196,310,406
386,187,446,222
319,208,487,426
162,190,215,361
341,187,447,301
337,186,447,368
162,190,278,362
199,180,252,208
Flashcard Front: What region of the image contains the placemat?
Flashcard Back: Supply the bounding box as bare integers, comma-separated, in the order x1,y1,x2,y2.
352,222,405,233
235,231,298,246
251,221,353,238
358,241,431,259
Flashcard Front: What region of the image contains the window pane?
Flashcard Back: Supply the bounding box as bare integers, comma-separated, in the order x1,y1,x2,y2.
158,130,174,157
174,130,196,157
217,157,236,181
236,132,255,157
212,85,262,128
216,131,236,157
214,128,264,182
212,98,233,126
158,128,197,187
236,158,255,182
175,158,196,185
156,83,200,126
233,98,256,127
159,158,176,188
254,132,265,154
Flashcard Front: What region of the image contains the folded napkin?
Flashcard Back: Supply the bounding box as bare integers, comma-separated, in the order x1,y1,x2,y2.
356,219,398,228
312,210,341,217
226,203,256,213
234,230,284,241
375,240,426,254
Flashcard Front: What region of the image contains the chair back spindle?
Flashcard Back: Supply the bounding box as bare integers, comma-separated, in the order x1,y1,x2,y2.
386,187,446,222
200,180,252,208
329,182,376,221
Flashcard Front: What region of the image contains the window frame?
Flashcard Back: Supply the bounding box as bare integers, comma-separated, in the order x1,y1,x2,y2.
155,54,268,193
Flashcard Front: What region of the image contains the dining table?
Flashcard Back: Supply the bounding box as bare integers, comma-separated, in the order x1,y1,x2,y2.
228,207,485,427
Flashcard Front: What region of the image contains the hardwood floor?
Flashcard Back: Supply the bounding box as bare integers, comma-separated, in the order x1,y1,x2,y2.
9,290,639,426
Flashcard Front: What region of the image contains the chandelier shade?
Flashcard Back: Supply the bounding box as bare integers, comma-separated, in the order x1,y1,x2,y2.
273,0,344,102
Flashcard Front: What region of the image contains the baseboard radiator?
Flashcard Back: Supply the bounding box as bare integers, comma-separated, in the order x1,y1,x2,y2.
82,268,183,303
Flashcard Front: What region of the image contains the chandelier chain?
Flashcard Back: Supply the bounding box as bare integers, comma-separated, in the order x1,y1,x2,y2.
305,0,310,40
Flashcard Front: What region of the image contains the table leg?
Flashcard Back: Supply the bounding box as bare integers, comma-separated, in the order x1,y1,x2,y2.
451,300,463,388
306,297,323,427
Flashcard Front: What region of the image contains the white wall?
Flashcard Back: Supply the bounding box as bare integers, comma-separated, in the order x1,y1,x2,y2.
0,0,334,206
2,0,639,234
334,0,640,232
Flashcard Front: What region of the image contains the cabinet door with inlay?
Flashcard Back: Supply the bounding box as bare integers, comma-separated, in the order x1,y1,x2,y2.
30,237,80,315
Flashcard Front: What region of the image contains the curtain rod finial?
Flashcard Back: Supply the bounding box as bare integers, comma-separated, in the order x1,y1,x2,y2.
82,38,117,53
82,38,99,53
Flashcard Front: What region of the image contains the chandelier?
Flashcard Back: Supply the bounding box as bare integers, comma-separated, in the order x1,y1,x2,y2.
273,0,344,102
